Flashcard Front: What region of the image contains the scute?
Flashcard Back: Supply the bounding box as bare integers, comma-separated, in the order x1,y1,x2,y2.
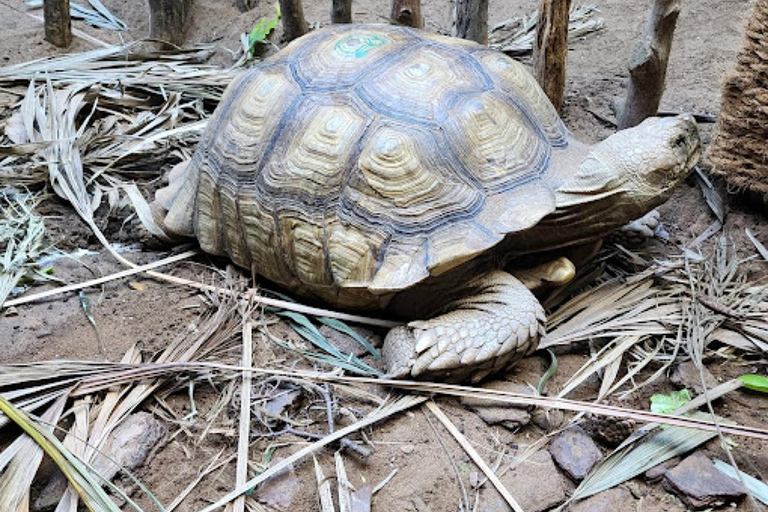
177,24,563,304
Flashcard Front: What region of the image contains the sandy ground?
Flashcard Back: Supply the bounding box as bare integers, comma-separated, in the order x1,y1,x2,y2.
1,0,767,511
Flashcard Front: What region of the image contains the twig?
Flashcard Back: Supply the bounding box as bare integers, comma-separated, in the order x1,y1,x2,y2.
231,318,254,512
425,401,525,512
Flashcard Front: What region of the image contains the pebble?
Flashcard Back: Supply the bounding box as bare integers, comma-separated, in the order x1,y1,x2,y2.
460,380,534,430
548,425,603,481
257,458,301,509
92,412,167,479
663,452,746,509
401,444,415,454
670,361,719,395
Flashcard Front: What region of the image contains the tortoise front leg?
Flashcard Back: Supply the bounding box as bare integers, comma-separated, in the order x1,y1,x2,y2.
383,270,545,382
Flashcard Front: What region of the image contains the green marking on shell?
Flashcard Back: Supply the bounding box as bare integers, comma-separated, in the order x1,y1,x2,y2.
333,34,389,59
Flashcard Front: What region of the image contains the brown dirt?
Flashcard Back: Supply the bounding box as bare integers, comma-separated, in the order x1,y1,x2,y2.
1,0,767,511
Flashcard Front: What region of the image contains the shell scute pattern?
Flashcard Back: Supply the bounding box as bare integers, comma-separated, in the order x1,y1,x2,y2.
192,24,562,299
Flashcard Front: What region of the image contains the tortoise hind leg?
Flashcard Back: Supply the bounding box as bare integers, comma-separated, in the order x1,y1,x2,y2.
383,270,545,382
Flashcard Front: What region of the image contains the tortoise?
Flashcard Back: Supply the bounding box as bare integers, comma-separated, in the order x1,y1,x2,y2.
154,24,700,381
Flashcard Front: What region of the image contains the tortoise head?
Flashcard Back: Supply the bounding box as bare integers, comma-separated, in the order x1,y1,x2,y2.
610,114,700,197
557,115,700,221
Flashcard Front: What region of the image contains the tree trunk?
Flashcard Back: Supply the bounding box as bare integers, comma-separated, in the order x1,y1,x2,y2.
279,0,309,42
533,0,572,113
44,0,72,48
618,0,681,129
451,0,489,44
148,0,193,47
332,0,352,23
390,0,422,28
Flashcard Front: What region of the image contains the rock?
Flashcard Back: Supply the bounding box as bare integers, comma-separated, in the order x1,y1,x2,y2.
256,458,301,509
33,470,68,511
460,380,534,430
531,407,565,432
670,361,719,395
663,452,746,509
548,426,602,481
470,406,531,430
570,487,635,512
644,456,681,481
318,324,382,358
401,443,415,454
485,450,566,512
92,412,167,480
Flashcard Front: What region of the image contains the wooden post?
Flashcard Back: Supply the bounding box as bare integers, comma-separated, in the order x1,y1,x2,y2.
332,0,352,23
390,0,423,28
451,0,489,44
618,0,681,129
533,0,572,113
148,0,193,47
44,0,72,48
279,0,309,42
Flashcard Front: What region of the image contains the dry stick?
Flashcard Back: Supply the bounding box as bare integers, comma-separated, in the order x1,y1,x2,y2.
230,320,254,512
533,0,572,113
451,0,489,44
390,0,423,28
332,0,353,23
618,0,681,129
425,401,525,512
279,0,309,42
1,250,199,309
44,0,72,47
148,0,193,47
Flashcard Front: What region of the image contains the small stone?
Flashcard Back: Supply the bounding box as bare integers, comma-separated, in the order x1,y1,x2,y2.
33,471,68,511
663,452,746,509
670,361,719,395
318,324,382,358
256,458,301,509
644,456,681,481
92,412,167,480
469,406,531,430
548,425,603,481
570,487,635,512
128,281,147,291
401,444,415,454
461,380,534,430
488,450,566,512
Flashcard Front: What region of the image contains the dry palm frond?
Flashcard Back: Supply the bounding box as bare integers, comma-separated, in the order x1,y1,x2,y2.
0,291,242,511
537,239,768,399
0,395,158,512
0,190,49,307
489,4,604,55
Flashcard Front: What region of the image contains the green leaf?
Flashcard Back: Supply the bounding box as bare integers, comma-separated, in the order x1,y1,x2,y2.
650,389,691,414
248,3,281,55
738,374,768,393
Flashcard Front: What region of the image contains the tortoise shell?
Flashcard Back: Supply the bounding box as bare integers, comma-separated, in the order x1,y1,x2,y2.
164,24,574,308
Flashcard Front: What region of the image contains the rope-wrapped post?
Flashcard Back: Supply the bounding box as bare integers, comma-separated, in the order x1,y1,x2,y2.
332,0,352,23
451,0,489,45
533,0,572,113
279,0,309,41
618,0,681,129
708,0,768,202
148,0,193,47
390,0,423,28
44,0,72,48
